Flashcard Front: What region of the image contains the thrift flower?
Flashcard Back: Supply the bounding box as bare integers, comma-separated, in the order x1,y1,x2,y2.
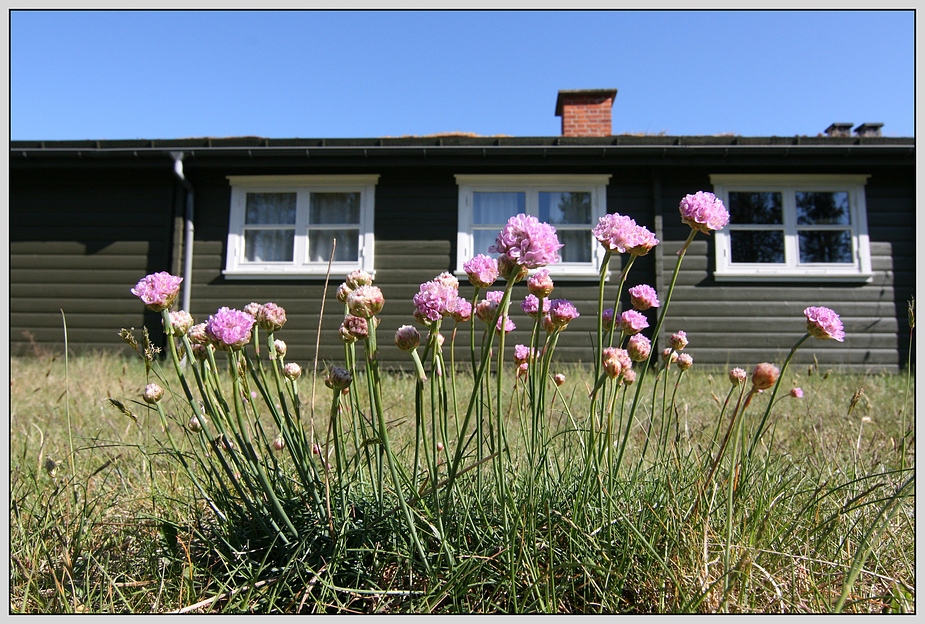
345,269,374,289
340,314,369,341
602,347,624,379
790,387,804,399
167,310,194,336
187,416,203,432
496,316,516,334
347,285,384,319
522,294,550,318
669,331,689,351
188,322,209,344
662,348,678,366
547,299,580,330
679,191,729,234
628,284,660,311
464,254,499,288
621,368,637,385
434,271,459,290
283,362,302,380
677,353,694,371
335,283,353,303
627,334,652,362
527,269,554,298
272,437,286,452
256,302,287,332
475,291,505,323
751,362,780,391
451,298,472,323
206,307,255,350
394,325,421,351
619,309,649,335
325,367,353,390
592,213,659,255
143,383,164,404
554,373,566,386
729,367,747,386
273,339,287,359
490,213,562,277
131,272,183,312
413,279,459,324
602,308,615,331
804,306,845,342
243,302,262,317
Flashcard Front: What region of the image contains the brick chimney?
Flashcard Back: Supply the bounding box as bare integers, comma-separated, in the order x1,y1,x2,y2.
854,123,883,138
555,89,617,137
824,122,854,137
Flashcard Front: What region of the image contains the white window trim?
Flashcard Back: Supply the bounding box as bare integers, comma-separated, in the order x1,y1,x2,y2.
455,174,611,280
223,174,378,279
711,174,873,282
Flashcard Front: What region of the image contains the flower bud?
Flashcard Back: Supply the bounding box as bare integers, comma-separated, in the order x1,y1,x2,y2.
335,283,353,303
143,383,164,404
790,387,804,399
751,362,780,391
243,302,262,317
273,339,287,359
661,348,678,365
669,331,688,351
677,353,693,371
395,325,421,351
553,373,566,386
167,310,194,336
627,334,651,362
346,285,384,319
256,302,287,332
729,367,747,386
272,436,286,452
602,347,624,380
187,415,203,432
325,367,353,390
527,269,554,298
283,362,302,380
345,269,374,289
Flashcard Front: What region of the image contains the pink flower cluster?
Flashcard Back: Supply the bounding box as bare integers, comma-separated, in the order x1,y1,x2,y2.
489,213,562,277
514,344,536,378
592,213,659,256
619,309,649,335
521,294,550,318
679,191,729,234
131,272,183,312
256,302,287,332
475,291,505,323
527,270,554,298
804,306,845,342
413,278,461,325
206,307,255,350
544,299,580,332
463,254,499,288
602,347,634,383
628,284,660,311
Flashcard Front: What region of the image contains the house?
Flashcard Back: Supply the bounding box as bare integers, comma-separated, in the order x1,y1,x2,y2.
10,89,915,372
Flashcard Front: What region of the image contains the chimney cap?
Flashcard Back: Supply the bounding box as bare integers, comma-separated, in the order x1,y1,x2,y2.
825,122,854,137
555,88,618,116
855,122,884,136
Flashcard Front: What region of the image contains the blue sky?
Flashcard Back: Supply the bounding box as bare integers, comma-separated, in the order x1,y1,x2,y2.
10,9,915,141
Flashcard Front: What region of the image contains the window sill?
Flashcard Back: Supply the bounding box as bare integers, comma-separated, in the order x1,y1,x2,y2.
714,270,873,283
453,269,610,283
223,268,374,280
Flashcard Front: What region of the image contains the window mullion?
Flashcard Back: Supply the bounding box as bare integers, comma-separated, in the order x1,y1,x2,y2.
783,190,800,268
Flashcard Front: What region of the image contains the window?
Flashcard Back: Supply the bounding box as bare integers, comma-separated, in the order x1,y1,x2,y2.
224,175,378,278
455,174,611,279
711,174,872,281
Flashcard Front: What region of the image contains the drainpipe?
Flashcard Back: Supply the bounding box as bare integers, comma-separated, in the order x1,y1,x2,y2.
171,152,195,313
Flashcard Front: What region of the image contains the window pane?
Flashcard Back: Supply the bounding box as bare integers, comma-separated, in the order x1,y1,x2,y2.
473,192,524,224
728,192,783,225
557,230,591,263
309,229,359,262
244,229,294,262
473,229,499,256
310,193,360,225
796,192,850,225
539,192,592,225
799,230,852,263
730,230,785,263
245,193,296,225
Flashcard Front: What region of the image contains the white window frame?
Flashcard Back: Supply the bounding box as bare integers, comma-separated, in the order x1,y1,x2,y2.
711,174,873,282
224,174,378,279
455,174,611,280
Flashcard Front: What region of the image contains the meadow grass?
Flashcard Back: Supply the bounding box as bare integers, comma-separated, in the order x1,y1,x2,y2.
9,349,914,614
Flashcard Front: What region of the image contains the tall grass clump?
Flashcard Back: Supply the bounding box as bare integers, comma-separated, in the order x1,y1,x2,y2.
15,190,912,614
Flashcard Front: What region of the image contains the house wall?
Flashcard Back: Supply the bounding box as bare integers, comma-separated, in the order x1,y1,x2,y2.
10,165,178,355
10,149,913,373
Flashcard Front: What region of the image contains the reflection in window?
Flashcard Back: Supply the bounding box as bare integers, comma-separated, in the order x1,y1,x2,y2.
729,192,782,225
796,192,850,225
730,231,785,263
244,193,297,262
799,231,852,263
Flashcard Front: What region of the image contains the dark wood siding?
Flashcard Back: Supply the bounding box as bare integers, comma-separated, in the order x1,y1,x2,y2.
10,166,177,355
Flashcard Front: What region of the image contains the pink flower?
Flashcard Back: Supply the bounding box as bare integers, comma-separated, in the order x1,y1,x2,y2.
344,269,374,289
751,362,780,391
347,285,384,319
527,269,554,298
413,279,459,324
340,314,369,341
522,294,550,318
619,310,649,335
679,191,729,234
243,302,262,317
547,299,580,330
335,283,353,303
621,368,637,385
256,302,287,332
451,298,472,323
602,308,615,331
627,334,652,362
166,310,194,336
188,322,209,345
628,284,660,311
394,325,421,351
273,339,287,358
804,306,845,342
729,367,747,386
463,254,499,288
662,348,678,365
489,213,562,276
206,307,255,350
284,362,302,380
514,344,535,364
553,373,566,386
475,291,505,323
602,347,626,379
131,272,183,312
790,387,804,399
496,316,516,334
669,331,688,351
677,353,693,371
434,271,460,290
592,213,659,256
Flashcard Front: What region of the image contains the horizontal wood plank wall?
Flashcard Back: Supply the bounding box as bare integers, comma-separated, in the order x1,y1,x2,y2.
657,169,913,373
11,167,176,355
